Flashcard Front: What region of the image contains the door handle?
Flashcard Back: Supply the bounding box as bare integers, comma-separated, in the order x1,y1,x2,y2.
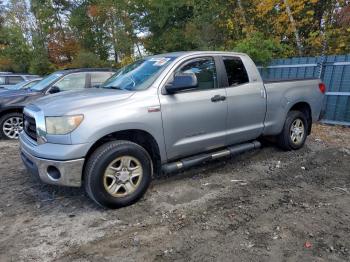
211,95,226,102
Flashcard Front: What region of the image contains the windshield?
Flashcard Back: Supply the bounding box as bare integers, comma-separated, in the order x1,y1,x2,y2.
30,73,63,91
101,57,176,91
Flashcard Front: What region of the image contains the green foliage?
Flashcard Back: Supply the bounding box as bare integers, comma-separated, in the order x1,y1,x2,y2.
0,26,31,72
69,2,110,61
233,33,292,66
138,0,229,53
70,50,110,68
0,0,350,73
29,48,56,75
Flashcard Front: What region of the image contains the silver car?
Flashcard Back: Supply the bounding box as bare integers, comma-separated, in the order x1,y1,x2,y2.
19,51,325,208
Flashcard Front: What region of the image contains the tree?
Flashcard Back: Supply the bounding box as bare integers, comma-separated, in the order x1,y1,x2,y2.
0,0,33,72
69,1,111,61
70,50,110,68
1,0,350,74
31,0,78,66
233,32,292,65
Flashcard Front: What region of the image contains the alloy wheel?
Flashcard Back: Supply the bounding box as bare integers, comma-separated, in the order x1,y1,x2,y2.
2,116,23,139
103,156,143,198
290,118,305,145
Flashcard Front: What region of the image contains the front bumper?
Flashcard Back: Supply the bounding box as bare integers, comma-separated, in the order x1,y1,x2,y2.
21,147,84,187
19,132,88,187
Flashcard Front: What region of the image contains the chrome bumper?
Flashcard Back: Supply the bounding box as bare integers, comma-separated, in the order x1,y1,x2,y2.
21,147,84,187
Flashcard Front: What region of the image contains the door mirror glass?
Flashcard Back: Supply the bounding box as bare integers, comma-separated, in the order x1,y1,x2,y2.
165,73,198,94
48,85,60,94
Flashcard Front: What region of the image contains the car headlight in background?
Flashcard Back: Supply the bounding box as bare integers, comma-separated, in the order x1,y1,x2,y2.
45,115,84,135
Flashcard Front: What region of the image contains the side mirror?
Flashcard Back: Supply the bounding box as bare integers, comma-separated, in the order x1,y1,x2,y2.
165,73,198,94
48,86,60,94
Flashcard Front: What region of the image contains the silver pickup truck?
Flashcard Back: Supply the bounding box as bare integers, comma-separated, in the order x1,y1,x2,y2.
19,51,325,208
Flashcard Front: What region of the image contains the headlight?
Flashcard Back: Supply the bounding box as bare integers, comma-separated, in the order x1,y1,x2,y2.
46,115,84,135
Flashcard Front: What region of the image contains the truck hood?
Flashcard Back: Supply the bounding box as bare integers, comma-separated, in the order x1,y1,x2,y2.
32,88,135,115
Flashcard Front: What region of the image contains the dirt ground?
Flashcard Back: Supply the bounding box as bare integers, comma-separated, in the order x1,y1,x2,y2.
0,124,350,262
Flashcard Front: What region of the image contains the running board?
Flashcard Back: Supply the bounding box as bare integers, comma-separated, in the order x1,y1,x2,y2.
162,141,261,173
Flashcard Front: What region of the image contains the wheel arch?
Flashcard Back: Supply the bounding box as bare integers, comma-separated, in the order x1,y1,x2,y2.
0,107,24,118
83,129,162,178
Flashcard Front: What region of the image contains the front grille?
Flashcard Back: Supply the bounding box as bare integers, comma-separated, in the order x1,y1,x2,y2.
23,113,37,141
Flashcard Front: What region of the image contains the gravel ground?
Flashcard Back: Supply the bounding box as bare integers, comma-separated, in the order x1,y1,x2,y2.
0,124,349,262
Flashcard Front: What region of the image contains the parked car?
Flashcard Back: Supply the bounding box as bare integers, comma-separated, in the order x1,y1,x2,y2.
1,78,42,92
0,73,40,89
19,51,325,208
0,68,115,139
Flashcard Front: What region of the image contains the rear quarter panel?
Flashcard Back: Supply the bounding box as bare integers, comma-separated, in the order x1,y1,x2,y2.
263,79,324,135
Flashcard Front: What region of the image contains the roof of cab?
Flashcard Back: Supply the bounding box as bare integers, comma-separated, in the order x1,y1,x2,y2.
150,51,248,59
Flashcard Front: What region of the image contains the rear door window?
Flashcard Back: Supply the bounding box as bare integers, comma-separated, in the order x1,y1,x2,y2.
8,76,24,84
223,57,249,86
0,76,5,85
90,72,114,88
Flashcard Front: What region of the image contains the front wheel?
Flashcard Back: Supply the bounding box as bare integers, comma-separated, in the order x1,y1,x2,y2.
0,112,23,140
277,110,308,151
84,140,153,209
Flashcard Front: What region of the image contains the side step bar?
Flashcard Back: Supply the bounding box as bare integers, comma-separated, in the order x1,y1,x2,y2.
162,141,261,173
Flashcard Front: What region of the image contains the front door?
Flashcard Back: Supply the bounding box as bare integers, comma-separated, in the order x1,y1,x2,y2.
159,57,228,160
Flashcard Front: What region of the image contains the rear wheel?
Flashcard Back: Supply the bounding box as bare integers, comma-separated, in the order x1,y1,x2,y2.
0,112,23,140
277,110,308,151
84,140,153,209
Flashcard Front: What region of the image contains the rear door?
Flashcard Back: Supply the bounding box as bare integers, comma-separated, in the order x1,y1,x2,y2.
159,56,228,160
221,56,266,145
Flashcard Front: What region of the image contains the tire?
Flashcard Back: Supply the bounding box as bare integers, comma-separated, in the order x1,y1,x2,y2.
0,112,23,140
84,140,153,209
277,110,308,151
